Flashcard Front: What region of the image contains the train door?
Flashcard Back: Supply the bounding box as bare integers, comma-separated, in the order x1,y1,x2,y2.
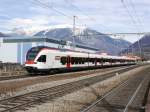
67,56,71,68
101,59,103,66
95,58,97,66
88,53,89,67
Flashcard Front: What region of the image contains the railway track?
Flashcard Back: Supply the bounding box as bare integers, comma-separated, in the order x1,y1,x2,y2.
0,65,139,112
0,75,29,81
81,66,150,112
0,65,136,82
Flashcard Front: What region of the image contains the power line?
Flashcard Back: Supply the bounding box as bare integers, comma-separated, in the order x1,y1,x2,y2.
128,0,144,28
33,0,72,19
65,0,112,33
65,1,95,21
32,0,88,30
125,0,143,57
121,0,142,57
33,0,113,34
121,0,139,31
75,32,149,37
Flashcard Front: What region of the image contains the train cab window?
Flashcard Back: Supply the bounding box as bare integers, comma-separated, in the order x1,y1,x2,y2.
61,57,67,65
37,55,46,62
27,53,36,60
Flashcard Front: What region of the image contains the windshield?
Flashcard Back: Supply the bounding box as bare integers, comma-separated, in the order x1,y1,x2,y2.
26,47,42,61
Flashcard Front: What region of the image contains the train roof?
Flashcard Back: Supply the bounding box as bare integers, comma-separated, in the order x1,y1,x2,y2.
30,46,89,54
31,46,136,60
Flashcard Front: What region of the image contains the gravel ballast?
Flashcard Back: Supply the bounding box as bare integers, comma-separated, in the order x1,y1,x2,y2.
0,66,132,100
15,65,150,112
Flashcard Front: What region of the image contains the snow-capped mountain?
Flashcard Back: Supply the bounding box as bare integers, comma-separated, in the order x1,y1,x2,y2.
34,28,131,55
121,34,150,59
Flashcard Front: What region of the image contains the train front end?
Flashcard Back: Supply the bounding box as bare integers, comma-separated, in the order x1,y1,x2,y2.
25,46,48,73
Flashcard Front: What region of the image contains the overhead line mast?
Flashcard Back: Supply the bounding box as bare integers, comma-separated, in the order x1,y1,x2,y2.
73,15,76,50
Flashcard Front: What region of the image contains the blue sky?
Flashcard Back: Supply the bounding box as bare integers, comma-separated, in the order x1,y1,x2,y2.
0,0,150,42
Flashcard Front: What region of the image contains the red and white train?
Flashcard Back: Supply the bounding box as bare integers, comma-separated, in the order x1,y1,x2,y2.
25,46,137,73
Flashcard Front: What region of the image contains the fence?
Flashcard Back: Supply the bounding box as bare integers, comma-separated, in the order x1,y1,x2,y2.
0,62,26,76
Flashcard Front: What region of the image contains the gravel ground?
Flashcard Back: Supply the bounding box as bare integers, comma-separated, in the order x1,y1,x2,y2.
0,63,26,76
145,85,150,112
0,66,130,100
16,65,150,112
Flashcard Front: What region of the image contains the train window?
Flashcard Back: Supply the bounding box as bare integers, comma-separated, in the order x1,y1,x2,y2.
92,60,95,64
61,57,67,65
92,58,94,63
88,58,91,62
71,57,75,64
86,58,89,62
70,57,86,64
78,58,81,64
103,58,108,62
97,59,101,62
75,58,78,64
37,55,46,62
90,58,95,63
81,58,85,64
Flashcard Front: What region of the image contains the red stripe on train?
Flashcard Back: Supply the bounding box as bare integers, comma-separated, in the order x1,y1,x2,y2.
25,60,34,64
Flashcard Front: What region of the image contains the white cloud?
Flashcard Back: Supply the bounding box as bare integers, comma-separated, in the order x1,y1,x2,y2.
0,0,150,42
6,16,78,35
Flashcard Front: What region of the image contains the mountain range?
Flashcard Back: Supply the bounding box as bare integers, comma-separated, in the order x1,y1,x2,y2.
34,28,131,55
0,27,132,55
0,32,9,37
121,34,150,59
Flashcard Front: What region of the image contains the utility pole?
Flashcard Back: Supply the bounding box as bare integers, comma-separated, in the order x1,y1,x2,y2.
137,34,142,58
131,44,134,56
0,38,3,47
72,15,76,50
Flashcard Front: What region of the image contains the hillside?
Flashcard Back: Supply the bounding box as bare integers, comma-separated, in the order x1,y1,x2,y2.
121,34,150,59
0,32,9,37
35,28,131,55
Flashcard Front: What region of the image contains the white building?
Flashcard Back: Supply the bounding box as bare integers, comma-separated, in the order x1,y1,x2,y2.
0,36,98,64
